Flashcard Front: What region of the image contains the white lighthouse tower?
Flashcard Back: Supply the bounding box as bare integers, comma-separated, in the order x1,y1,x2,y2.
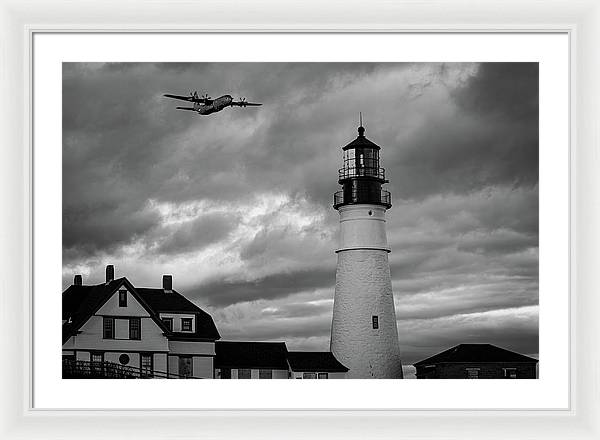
330,120,403,379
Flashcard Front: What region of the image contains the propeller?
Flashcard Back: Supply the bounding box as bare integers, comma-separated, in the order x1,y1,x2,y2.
238,97,247,107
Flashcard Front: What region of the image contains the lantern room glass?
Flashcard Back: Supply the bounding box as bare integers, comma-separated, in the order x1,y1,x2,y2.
340,147,384,180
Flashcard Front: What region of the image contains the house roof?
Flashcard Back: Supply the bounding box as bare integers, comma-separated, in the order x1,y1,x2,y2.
215,341,289,370
136,288,201,313
62,278,220,343
287,351,349,372
62,278,130,343
136,288,221,340
413,344,539,366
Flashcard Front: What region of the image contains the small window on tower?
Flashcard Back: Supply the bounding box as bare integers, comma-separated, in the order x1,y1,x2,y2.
372,315,379,329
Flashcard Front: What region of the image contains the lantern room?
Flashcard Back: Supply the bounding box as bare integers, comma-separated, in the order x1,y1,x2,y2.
334,124,391,210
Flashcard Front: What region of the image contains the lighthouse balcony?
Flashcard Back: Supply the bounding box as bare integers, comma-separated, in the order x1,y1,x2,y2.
333,189,391,209
338,166,386,182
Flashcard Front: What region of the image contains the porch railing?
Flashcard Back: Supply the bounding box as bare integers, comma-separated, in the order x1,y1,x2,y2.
62,359,200,379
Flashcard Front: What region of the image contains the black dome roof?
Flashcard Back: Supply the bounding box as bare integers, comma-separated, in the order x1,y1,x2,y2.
342,125,381,151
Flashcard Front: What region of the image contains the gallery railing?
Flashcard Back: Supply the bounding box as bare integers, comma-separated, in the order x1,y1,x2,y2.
62,359,199,379
333,189,391,208
338,166,386,181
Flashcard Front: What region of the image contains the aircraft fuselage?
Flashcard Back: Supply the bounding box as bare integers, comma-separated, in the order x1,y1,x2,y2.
195,95,233,115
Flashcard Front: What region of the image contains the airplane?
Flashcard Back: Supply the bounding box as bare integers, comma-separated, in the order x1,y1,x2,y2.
163,91,262,115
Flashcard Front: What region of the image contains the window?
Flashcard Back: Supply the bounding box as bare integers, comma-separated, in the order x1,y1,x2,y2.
103,317,114,339
161,317,173,331
466,368,480,379
372,315,379,329
118,354,130,365
181,318,192,332
129,317,141,340
503,368,517,379
178,356,192,378
141,354,153,378
259,369,272,379
90,352,104,375
318,373,329,379
238,369,251,379
220,368,231,379
118,289,127,307
302,372,317,379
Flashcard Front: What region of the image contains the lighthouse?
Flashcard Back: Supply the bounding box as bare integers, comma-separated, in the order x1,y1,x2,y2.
330,119,403,379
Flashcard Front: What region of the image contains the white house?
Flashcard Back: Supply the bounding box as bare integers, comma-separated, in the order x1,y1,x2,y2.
62,265,348,379
62,265,220,378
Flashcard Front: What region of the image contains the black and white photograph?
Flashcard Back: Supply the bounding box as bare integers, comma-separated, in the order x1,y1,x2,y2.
61,62,539,380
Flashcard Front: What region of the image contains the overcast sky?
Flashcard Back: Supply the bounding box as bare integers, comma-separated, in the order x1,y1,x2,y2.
62,62,539,371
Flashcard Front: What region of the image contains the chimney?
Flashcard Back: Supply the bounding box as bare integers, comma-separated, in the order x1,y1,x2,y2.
106,265,114,283
74,274,82,286
163,275,173,292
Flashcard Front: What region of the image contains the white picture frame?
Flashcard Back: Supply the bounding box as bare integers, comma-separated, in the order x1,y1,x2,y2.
1,0,598,438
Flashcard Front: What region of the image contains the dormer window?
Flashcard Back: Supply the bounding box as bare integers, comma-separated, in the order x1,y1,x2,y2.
181,318,192,332
118,290,127,307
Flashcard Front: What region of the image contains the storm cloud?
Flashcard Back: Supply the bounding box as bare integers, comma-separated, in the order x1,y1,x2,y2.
63,62,539,369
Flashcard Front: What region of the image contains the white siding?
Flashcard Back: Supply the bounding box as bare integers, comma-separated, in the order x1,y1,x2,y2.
154,353,168,375
71,315,169,352
104,351,140,368
272,369,289,379
114,318,129,339
192,356,213,378
96,287,149,317
76,351,90,361
168,355,178,377
168,340,215,356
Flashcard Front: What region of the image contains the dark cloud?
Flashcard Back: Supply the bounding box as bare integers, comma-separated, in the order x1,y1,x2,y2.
62,199,159,254
157,213,238,255
387,62,538,200
190,266,335,307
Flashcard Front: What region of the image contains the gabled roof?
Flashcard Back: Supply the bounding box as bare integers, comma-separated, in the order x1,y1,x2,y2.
413,344,539,366
62,278,124,322
136,288,220,341
287,351,349,372
215,341,289,370
62,277,220,343
136,288,200,313
62,278,136,343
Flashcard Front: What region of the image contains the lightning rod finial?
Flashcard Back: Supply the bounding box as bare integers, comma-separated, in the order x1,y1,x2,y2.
358,112,365,137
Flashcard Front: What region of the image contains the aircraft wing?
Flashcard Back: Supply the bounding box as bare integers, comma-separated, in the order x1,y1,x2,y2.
164,94,212,104
231,101,262,107
176,107,197,111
